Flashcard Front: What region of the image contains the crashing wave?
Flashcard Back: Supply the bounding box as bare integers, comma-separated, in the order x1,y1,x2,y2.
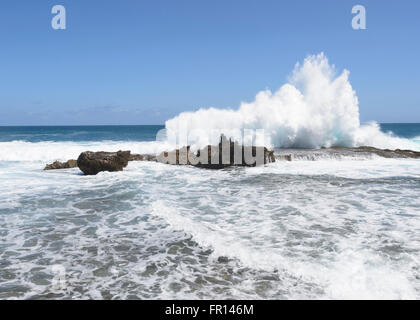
165,53,419,151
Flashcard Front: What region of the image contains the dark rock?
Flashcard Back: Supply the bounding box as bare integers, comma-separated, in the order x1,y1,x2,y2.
129,154,144,161
157,134,275,169
44,159,77,170
353,146,420,159
285,146,420,160
77,151,131,175
129,154,157,162
393,149,420,158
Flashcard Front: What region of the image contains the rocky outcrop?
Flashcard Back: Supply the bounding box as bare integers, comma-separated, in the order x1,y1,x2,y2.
44,142,419,174
157,135,275,169
129,154,144,161
44,159,78,170
77,151,131,175
392,149,420,158
331,146,420,159
274,146,420,161
129,154,157,162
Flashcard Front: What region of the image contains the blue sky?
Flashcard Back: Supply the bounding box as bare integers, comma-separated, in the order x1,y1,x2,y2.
0,0,419,125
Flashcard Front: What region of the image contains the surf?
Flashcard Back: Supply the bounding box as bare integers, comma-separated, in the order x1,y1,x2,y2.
164,53,420,151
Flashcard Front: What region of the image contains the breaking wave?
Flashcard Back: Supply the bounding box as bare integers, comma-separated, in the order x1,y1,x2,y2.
165,53,419,151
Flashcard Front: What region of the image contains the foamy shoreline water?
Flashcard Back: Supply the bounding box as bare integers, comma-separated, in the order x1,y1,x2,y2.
1,156,419,299
0,127,419,300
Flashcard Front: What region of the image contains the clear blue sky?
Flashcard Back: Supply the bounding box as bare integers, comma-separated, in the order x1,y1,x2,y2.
0,0,419,125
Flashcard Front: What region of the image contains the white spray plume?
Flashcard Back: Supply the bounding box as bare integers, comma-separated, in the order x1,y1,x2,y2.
165,53,419,151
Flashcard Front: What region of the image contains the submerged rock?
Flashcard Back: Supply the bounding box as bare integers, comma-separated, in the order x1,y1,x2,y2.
157,134,275,169
77,150,131,175
44,159,77,170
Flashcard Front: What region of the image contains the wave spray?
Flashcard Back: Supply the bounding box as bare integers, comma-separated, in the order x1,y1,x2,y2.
166,53,419,151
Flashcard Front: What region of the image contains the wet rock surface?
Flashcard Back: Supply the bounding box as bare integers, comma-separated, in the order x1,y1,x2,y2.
129,154,157,162
349,146,420,159
274,146,420,161
156,135,276,169
77,151,131,175
129,154,144,161
44,159,78,170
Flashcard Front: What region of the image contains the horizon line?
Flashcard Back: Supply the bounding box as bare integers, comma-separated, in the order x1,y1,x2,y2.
1,122,420,127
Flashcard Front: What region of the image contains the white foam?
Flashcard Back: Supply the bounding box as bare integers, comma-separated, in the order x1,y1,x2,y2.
147,159,420,299
1,158,419,299
0,140,171,162
250,158,420,179
150,196,419,299
411,136,420,145
165,53,420,151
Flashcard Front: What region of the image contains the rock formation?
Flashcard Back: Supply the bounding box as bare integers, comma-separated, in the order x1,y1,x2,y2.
43,138,420,174
129,154,144,161
77,150,131,175
157,134,275,169
129,154,157,162
332,146,420,159
44,159,78,170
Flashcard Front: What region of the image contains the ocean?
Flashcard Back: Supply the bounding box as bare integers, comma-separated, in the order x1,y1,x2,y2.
0,123,419,299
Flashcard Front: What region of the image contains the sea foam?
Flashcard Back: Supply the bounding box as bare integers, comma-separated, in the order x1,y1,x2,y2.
165,53,420,151
0,140,171,162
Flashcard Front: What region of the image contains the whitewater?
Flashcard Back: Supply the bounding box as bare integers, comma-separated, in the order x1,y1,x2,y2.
0,54,419,300
165,53,419,151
